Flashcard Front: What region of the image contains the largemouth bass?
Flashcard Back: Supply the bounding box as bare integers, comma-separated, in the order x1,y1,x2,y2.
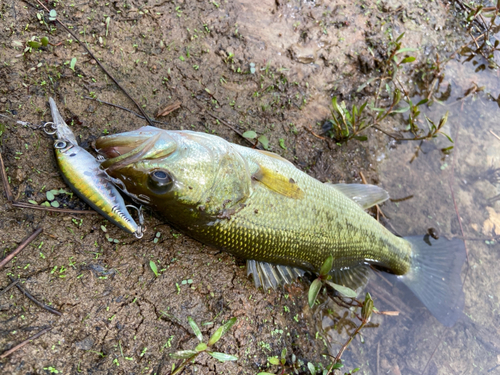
96,126,465,326
49,98,143,238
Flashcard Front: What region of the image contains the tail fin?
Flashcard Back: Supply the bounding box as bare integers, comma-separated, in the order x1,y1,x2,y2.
401,235,466,327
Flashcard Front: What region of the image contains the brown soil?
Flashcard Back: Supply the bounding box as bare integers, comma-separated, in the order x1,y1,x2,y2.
1,0,494,374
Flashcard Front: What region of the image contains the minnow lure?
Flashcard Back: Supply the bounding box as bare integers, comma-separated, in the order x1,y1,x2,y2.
48,98,143,238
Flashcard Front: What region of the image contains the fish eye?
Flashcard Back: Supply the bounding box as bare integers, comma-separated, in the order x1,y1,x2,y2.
148,169,173,193
54,140,67,149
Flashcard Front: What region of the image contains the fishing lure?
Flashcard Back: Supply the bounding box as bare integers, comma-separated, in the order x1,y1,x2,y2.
47,98,143,238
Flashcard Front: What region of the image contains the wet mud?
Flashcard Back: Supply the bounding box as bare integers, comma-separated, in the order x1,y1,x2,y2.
1,0,498,374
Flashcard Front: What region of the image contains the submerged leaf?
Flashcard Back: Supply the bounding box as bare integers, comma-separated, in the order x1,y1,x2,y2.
325,281,357,298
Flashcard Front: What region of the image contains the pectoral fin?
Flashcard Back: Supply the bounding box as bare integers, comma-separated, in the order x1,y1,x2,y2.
253,165,304,199
326,183,389,210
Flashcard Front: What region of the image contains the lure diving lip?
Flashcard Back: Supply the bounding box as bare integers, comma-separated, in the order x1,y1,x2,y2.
48,97,143,238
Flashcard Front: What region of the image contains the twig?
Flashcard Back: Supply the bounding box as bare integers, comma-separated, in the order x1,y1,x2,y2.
33,0,154,127
0,151,14,202
8,276,62,316
83,97,170,126
306,125,326,140
0,327,52,359
0,280,19,296
0,228,43,269
490,129,500,141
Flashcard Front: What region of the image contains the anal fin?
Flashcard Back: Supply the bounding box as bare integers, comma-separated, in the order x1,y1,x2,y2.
329,265,372,296
247,260,305,289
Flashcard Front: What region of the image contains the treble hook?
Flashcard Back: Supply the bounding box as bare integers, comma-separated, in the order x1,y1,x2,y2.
126,204,145,239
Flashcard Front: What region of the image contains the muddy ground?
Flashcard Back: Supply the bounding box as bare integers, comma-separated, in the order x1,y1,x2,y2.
0,0,487,374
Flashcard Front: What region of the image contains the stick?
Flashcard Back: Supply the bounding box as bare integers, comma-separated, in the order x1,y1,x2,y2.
83,97,170,126
490,129,500,141
0,152,14,202
0,228,43,269
8,276,62,316
0,327,52,359
0,280,19,296
33,0,154,127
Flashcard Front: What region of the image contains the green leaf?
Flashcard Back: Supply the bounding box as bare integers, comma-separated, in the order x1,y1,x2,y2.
149,260,158,277
356,77,378,92
257,373,276,375
207,352,238,362
28,200,38,205
280,347,287,359
308,279,322,308
353,135,368,141
258,135,269,150
49,9,57,21
268,357,280,365
242,130,257,139
400,56,416,64
41,37,49,47
319,255,333,276
395,47,418,54
170,350,197,359
69,57,77,71
50,201,60,208
208,317,237,346
361,292,374,321
279,138,287,150
391,106,410,113
331,362,344,369
416,98,429,107
195,342,207,352
395,32,405,43
27,41,42,49
325,281,357,298
307,362,317,375
187,316,203,342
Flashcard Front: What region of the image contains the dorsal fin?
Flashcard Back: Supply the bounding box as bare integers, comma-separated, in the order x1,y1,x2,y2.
253,165,304,199
326,183,389,210
254,149,295,166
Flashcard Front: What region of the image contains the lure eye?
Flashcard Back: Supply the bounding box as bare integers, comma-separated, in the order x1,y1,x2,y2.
54,140,67,149
148,169,173,194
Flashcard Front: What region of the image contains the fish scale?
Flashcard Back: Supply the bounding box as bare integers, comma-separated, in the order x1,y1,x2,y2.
96,126,466,326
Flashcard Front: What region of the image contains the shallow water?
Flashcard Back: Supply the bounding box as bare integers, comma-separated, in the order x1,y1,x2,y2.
319,56,500,374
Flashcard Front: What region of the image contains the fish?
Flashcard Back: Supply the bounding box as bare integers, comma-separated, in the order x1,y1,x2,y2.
96,126,466,326
48,98,143,238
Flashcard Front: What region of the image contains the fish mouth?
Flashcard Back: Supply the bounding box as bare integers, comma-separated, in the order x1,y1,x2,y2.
96,126,176,171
